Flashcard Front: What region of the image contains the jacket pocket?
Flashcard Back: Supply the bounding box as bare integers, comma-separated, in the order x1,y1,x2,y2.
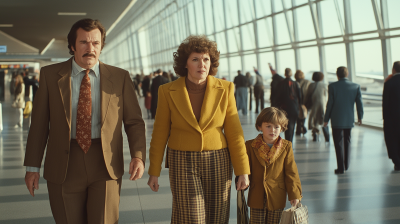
278,182,286,190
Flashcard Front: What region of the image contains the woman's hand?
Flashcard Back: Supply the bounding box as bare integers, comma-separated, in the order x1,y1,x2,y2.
236,174,250,190
147,175,159,192
290,199,299,207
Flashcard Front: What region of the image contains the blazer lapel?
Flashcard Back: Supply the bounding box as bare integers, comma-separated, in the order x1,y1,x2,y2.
169,77,201,133
99,61,113,127
198,76,224,130
57,58,73,130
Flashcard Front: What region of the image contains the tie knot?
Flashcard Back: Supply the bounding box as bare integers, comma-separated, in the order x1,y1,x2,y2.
85,69,90,76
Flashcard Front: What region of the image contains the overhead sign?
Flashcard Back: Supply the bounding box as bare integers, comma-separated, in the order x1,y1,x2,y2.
0,45,6,53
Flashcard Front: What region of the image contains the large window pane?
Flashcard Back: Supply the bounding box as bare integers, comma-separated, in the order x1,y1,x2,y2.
194,0,205,34
387,0,400,29
320,0,343,38
259,52,275,74
225,0,239,28
272,0,283,12
216,32,227,54
299,47,320,80
218,57,229,79
188,2,197,34
349,0,377,33
227,28,240,53
277,49,296,74
257,18,274,48
230,56,242,79
242,24,256,51
354,40,383,79
275,14,291,45
255,0,271,18
203,0,214,35
324,43,346,82
213,0,225,32
239,0,255,24
391,38,400,65
243,54,257,74
295,6,316,41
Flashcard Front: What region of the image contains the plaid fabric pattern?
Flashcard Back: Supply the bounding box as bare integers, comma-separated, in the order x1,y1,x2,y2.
168,147,233,224
250,208,283,224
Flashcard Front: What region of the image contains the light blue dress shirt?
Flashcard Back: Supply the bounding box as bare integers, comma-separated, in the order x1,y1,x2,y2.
26,59,102,172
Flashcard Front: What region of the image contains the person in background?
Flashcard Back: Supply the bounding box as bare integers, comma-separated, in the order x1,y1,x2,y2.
324,66,363,174
147,35,249,223
276,68,301,143
245,107,302,224
170,72,178,81
141,74,153,119
304,72,327,141
383,61,400,171
269,63,284,107
294,70,310,136
12,75,25,128
253,67,266,113
234,70,249,115
162,71,171,82
134,74,142,97
246,72,254,111
150,69,168,119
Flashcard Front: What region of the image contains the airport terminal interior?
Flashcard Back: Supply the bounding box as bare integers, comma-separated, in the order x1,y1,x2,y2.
1,0,400,223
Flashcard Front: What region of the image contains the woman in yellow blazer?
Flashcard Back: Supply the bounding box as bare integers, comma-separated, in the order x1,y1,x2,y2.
147,35,250,223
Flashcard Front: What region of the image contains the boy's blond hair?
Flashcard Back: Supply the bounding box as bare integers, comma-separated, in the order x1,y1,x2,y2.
255,107,288,132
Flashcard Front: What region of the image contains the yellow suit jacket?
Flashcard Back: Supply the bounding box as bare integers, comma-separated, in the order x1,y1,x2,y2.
24,58,146,184
148,75,250,177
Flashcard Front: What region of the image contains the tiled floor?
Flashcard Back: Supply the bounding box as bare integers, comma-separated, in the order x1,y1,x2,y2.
0,85,399,224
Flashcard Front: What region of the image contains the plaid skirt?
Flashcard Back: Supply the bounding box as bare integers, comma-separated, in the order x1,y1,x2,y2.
250,208,283,224
168,147,233,224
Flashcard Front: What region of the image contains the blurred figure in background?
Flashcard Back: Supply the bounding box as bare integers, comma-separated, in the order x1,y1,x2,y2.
234,70,248,115
246,72,254,111
134,74,142,97
305,72,327,141
324,66,363,174
162,71,171,83
253,67,266,113
151,69,168,119
142,73,153,119
276,68,301,143
12,75,25,128
383,61,400,171
294,70,310,136
269,63,284,108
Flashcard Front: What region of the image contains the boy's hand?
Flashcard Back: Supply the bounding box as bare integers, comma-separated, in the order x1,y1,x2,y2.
290,199,299,207
236,174,249,190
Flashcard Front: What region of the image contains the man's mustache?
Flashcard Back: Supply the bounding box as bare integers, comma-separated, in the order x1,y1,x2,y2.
83,53,96,58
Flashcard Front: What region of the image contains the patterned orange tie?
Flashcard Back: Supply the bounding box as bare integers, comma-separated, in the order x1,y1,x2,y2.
76,69,92,153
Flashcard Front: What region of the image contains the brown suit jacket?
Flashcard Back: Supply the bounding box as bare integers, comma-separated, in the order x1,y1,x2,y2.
246,138,302,210
24,58,146,184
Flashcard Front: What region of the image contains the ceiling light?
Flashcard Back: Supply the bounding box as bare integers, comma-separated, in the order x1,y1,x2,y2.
0,24,13,27
58,12,87,16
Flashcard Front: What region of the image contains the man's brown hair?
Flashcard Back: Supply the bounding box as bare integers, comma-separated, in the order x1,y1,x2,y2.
312,72,324,81
255,107,288,132
336,66,348,78
294,70,304,81
393,61,400,73
67,18,106,55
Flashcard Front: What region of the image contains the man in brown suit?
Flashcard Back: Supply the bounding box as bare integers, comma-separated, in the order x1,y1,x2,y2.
23,19,146,224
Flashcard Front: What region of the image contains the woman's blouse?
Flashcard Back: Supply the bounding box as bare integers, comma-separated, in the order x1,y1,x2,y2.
185,78,207,122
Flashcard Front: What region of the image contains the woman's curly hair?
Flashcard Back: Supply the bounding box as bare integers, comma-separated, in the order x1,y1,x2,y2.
173,35,220,77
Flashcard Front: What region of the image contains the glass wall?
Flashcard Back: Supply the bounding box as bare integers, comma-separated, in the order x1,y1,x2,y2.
101,0,400,126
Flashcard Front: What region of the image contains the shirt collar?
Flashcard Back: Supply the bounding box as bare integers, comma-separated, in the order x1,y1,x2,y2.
71,58,100,77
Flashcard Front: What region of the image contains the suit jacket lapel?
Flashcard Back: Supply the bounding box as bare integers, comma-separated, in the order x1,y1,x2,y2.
99,61,113,127
198,76,224,130
169,77,201,133
57,58,73,130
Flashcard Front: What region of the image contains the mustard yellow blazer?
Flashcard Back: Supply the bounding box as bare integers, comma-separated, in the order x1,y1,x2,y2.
148,75,250,177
